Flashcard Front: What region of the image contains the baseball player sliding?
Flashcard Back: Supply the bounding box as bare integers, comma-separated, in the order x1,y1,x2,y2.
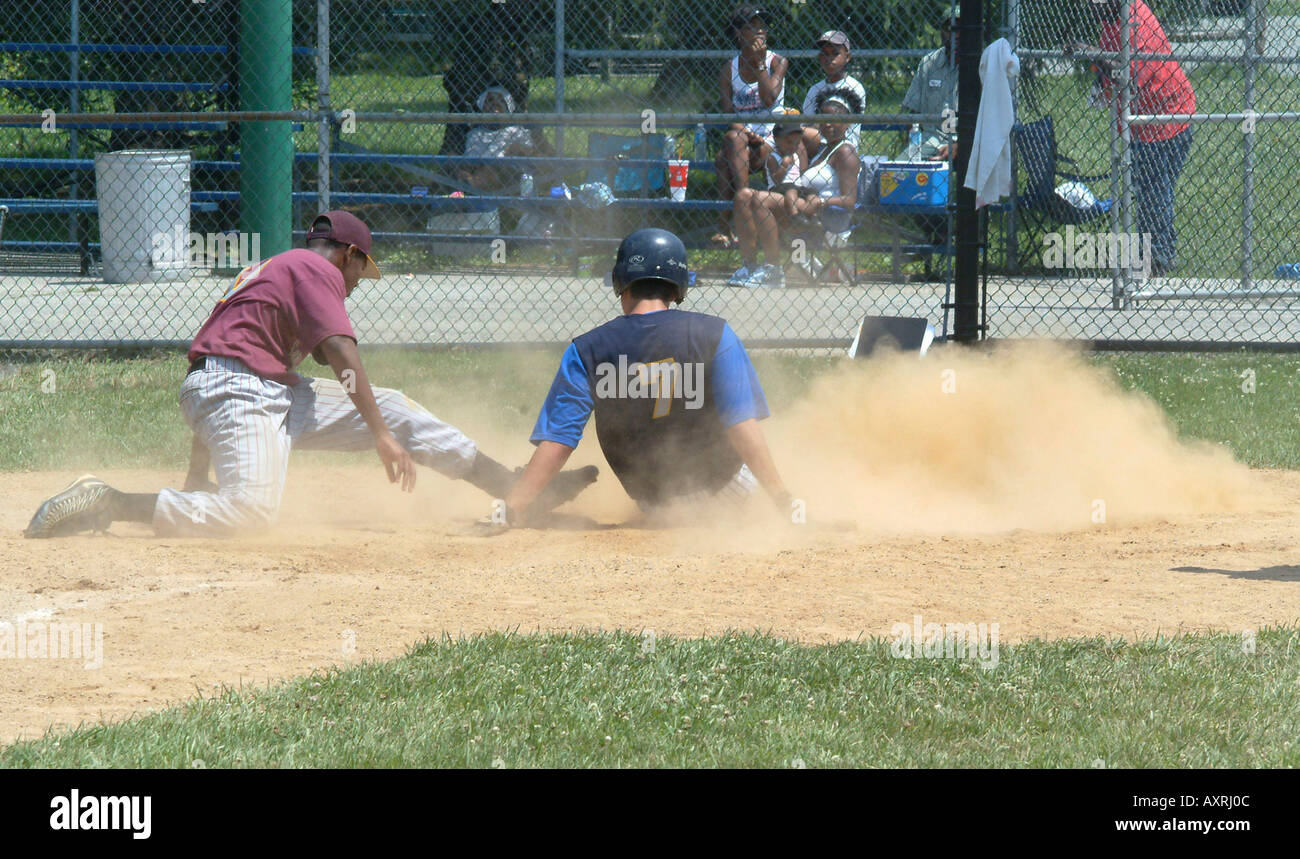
24,210,596,538
502,228,794,524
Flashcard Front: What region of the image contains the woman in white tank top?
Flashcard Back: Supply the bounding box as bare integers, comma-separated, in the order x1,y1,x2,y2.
712,7,787,247
730,53,786,139
799,139,851,197
794,89,861,211
728,87,861,288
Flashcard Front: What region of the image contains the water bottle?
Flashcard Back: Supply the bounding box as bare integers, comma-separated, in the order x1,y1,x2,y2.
519,172,534,197
576,182,615,208
694,122,708,162
908,123,922,160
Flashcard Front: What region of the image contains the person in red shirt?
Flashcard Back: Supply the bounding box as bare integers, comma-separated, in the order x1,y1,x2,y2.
25,210,597,537
1072,0,1195,275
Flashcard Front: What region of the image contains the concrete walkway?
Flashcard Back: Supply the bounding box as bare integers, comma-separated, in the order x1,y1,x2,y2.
2,269,1297,347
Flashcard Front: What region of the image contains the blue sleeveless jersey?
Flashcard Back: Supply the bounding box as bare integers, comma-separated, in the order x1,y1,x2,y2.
531,309,769,505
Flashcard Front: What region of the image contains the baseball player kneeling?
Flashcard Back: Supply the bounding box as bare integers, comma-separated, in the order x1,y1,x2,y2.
25,210,596,538
503,227,793,525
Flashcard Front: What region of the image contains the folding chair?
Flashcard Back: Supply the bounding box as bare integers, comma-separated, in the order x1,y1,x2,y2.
778,158,867,284
1012,115,1114,267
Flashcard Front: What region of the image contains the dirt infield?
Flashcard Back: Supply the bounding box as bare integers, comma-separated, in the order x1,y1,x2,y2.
3,344,1298,744
3,463,1300,744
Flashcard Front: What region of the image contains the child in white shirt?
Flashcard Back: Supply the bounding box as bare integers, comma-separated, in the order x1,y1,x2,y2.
801,31,868,154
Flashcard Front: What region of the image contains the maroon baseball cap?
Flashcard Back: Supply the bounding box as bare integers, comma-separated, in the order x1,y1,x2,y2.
306,210,381,279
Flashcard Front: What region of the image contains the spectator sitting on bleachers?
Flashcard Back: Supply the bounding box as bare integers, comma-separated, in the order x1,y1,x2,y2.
457,87,553,193
729,89,860,289
438,2,531,157
801,30,867,156
712,4,788,248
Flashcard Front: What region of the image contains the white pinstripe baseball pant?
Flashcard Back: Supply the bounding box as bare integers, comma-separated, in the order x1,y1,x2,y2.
153,356,478,535
635,464,758,513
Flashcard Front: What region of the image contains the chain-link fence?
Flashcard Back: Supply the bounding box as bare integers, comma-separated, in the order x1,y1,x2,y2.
1004,0,1300,346
1,0,319,345
1,1,1296,351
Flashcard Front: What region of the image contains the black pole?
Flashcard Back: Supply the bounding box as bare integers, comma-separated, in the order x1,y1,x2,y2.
952,0,984,343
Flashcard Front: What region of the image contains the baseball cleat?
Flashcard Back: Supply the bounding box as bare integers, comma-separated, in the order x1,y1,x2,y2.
533,465,599,513
23,474,115,538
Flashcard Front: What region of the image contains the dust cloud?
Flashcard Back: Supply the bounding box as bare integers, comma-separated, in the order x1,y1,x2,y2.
299,342,1260,539
767,342,1261,534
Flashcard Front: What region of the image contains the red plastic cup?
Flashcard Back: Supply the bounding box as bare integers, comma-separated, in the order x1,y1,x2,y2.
667,160,689,201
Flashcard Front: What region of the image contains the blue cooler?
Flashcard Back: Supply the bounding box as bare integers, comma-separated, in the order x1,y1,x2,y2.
877,161,949,207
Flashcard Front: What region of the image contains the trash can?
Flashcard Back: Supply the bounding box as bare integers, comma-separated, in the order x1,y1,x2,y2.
95,150,191,283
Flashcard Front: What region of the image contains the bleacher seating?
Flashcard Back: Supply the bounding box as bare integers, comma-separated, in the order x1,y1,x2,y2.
0,38,312,270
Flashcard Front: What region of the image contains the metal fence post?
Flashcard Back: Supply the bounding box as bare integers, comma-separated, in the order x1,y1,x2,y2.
1108,106,1124,308
68,0,81,258
554,0,566,156
952,0,983,344
1116,0,1134,310
1005,0,1019,273
317,0,331,214
1241,0,1258,291
240,0,293,256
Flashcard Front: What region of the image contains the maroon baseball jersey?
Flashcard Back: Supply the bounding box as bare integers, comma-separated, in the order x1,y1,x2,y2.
188,248,356,383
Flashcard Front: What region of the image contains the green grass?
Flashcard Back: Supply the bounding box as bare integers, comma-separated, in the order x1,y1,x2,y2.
0,347,839,473
1101,350,1300,468
4,628,1298,767
1,348,1296,472
0,348,553,473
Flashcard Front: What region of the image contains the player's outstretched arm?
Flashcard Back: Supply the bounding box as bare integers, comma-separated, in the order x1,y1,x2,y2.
726,418,792,510
317,334,417,492
504,441,574,520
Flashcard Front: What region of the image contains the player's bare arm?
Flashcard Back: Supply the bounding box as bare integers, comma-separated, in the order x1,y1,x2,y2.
830,146,860,207
317,333,417,492
725,418,791,509
504,441,574,520
756,53,787,108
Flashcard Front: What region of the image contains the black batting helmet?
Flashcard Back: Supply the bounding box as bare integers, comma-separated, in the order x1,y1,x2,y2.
609,228,692,303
